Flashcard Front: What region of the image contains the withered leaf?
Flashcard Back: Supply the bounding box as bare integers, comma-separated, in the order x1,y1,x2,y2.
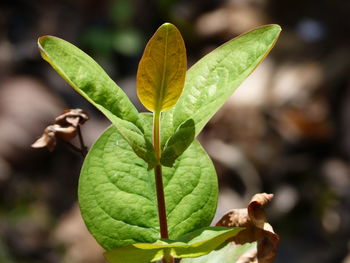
32,108,89,152
31,125,57,152
216,193,279,263
31,124,77,152
55,108,89,127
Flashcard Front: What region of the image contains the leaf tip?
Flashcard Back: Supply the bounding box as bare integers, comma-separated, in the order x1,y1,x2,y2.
37,36,52,61
271,24,282,35
265,24,282,37
37,35,51,47
37,36,45,49
38,35,61,49
161,22,175,29
37,35,55,54
269,24,282,30
159,23,182,36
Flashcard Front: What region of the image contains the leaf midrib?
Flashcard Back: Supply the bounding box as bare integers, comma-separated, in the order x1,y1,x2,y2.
156,27,169,113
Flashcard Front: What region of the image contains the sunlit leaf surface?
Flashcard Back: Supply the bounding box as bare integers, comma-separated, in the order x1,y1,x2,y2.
161,25,281,166
104,227,242,263
79,124,218,250
38,36,157,167
137,23,187,113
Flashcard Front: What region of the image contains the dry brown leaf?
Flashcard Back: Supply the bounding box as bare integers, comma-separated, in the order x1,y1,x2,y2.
55,109,89,127
31,124,77,151
32,109,89,152
216,193,279,263
31,125,57,151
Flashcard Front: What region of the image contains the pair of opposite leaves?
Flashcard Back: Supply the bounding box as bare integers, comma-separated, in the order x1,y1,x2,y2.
105,193,279,263
38,23,281,261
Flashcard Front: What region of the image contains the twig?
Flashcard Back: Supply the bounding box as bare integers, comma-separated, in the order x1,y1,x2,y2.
77,125,88,157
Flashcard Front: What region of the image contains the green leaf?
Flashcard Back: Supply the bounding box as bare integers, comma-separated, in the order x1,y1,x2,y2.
180,242,257,263
38,35,157,167
104,227,243,263
78,124,218,250
137,23,187,113
160,118,195,167
161,25,281,165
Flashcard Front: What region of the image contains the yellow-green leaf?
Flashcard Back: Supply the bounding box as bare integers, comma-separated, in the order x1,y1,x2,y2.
137,23,187,113
104,227,243,263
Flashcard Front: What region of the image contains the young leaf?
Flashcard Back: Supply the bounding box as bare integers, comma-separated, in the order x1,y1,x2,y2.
180,242,257,263
160,25,281,166
137,23,187,113
104,227,243,263
38,36,157,167
160,118,195,167
78,122,218,250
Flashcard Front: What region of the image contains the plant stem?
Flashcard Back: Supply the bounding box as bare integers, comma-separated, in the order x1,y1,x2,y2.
77,125,88,157
162,258,174,263
62,140,83,155
153,111,169,239
154,111,174,263
59,125,88,158
162,254,175,263
156,165,174,262
154,164,168,238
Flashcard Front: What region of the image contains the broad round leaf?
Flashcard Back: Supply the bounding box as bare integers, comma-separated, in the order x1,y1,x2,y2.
78,125,218,250
137,23,187,112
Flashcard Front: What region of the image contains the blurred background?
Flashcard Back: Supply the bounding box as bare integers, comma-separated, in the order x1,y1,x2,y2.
1,0,350,262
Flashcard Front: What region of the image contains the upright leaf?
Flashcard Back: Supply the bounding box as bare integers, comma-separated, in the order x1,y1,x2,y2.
137,23,187,113
38,36,157,167
161,25,281,166
160,119,195,167
78,123,218,251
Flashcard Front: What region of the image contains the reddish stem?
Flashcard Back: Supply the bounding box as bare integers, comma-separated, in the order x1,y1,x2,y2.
153,111,174,263
154,164,169,239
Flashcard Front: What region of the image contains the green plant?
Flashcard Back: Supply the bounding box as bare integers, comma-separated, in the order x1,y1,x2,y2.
37,23,281,263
